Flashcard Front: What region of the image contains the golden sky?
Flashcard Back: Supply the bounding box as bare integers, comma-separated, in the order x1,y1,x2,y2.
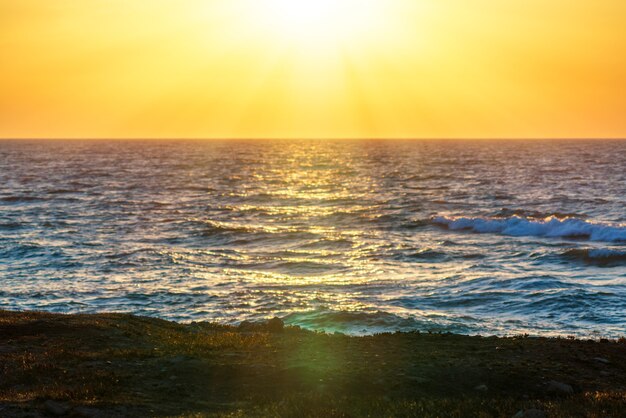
1,0,625,139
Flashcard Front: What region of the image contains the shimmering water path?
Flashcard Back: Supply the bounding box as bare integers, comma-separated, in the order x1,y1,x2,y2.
1,140,625,336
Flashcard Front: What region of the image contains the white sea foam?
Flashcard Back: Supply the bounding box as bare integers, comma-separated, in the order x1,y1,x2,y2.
432,215,626,243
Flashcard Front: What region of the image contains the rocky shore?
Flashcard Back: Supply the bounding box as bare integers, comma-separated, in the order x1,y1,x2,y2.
0,310,624,417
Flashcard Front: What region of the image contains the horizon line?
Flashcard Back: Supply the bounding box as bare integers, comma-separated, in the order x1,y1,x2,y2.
1,137,626,141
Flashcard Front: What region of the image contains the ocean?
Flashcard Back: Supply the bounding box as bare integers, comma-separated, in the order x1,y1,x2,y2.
1,139,625,337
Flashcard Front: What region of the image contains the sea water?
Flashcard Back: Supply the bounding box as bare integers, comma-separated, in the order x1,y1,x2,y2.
1,140,625,336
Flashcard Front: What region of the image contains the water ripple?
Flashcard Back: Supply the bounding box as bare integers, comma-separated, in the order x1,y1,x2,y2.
0,139,625,337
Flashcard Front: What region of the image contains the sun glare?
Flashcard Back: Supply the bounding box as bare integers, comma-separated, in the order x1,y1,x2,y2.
3,0,626,138
253,0,386,47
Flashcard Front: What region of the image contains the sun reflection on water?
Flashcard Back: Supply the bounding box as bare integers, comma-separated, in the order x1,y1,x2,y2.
3,140,625,337
195,143,396,323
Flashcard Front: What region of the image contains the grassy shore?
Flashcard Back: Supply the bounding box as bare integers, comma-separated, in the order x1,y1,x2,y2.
0,310,624,417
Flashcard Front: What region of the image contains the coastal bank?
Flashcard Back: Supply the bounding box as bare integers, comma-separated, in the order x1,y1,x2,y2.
0,310,624,417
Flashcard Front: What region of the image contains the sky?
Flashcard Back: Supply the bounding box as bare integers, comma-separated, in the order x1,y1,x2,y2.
1,0,625,139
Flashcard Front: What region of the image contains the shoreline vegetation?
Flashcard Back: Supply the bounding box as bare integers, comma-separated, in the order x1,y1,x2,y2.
0,311,624,417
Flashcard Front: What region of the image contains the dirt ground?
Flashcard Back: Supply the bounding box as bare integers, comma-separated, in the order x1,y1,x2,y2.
0,310,624,417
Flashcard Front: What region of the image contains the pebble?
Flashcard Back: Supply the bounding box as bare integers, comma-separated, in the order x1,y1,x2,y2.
593,357,610,364
474,384,489,392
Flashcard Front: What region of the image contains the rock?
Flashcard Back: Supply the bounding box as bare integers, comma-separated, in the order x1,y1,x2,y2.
238,320,256,332
43,400,69,416
513,409,547,418
266,317,284,333
73,407,104,418
474,384,488,392
545,380,574,395
593,357,610,364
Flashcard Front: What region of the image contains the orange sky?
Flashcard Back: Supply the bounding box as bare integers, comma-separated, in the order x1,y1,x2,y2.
1,0,625,139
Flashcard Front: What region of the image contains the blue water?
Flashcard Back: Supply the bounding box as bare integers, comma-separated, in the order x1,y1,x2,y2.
1,139,625,337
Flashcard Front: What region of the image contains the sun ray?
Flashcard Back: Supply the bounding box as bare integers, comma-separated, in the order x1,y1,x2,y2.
230,0,397,55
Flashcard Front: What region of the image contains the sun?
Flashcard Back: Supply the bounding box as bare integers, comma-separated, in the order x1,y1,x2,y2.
251,0,387,47
269,0,338,29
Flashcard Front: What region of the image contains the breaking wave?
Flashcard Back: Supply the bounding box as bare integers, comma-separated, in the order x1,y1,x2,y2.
432,215,626,243
283,309,475,335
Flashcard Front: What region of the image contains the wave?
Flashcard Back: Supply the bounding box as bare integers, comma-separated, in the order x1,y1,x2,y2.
496,208,588,219
0,221,24,230
0,243,45,258
283,309,476,335
0,242,70,261
562,248,626,267
523,289,620,311
46,188,80,195
199,220,257,235
0,195,44,203
432,215,626,243
241,259,348,276
395,248,449,262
